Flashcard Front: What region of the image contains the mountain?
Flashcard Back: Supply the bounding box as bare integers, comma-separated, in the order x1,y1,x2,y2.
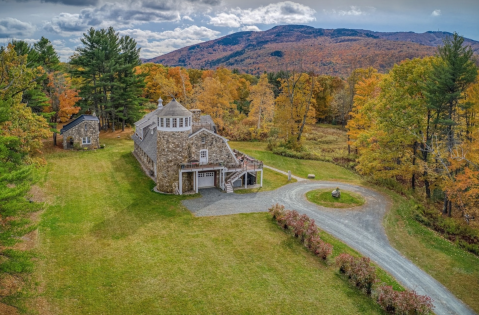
144,25,479,76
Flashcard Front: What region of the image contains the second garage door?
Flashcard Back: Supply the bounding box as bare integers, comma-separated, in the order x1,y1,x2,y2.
198,171,215,188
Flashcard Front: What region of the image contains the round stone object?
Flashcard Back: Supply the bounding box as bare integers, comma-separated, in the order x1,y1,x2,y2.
332,189,341,198
307,174,315,179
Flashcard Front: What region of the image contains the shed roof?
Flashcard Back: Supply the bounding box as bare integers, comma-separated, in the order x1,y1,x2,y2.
60,115,99,134
158,99,192,117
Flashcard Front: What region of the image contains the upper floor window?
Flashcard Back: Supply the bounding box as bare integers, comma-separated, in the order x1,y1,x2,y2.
179,118,183,128
84,124,87,131
201,136,205,144
166,118,170,128
173,118,177,128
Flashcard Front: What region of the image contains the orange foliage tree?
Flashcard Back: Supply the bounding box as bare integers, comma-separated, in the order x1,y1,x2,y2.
46,72,81,123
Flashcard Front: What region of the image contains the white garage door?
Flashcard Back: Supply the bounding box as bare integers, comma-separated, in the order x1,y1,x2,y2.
198,171,215,188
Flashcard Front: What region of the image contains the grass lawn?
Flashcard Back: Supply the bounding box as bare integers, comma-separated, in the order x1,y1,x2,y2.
235,168,296,194
230,141,360,183
30,137,384,314
232,140,479,313
306,189,365,208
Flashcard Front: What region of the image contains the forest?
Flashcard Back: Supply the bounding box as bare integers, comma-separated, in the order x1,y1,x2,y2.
0,26,478,312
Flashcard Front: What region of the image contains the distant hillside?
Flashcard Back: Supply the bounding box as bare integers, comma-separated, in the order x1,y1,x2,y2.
144,25,479,76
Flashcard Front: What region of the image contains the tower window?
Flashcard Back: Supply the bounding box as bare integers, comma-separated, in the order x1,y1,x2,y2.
179,118,183,128
160,118,164,128
173,118,177,128
166,118,170,128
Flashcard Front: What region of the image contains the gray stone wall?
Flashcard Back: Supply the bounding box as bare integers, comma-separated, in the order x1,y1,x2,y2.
191,109,201,123
62,120,100,149
156,130,192,194
188,130,238,166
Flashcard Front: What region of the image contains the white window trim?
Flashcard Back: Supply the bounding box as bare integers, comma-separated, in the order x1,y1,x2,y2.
82,137,91,145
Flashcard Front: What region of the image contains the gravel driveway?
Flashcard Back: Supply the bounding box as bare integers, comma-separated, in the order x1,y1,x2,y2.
183,180,475,315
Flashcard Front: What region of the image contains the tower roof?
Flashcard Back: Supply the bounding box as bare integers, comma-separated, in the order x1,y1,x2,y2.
158,99,192,117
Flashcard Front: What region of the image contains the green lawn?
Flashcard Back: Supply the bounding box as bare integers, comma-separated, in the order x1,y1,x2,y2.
306,189,365,208
231,140,479,313
31,138,384,314
230,142,360,183
235,168,296,194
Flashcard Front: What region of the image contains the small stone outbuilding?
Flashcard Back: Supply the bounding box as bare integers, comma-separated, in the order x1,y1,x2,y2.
60,115,100,150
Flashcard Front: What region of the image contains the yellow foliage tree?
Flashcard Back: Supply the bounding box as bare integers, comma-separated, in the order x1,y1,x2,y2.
248,74,274,130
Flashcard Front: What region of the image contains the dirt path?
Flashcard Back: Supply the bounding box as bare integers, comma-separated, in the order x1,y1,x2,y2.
183,180,475,315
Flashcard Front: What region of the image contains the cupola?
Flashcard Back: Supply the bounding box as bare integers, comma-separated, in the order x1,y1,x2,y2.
157,99,193,132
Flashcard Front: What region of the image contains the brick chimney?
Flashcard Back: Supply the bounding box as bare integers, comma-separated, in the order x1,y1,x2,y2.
190,109,201,123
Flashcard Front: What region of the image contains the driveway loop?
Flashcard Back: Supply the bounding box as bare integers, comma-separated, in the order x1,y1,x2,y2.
182,180,475,315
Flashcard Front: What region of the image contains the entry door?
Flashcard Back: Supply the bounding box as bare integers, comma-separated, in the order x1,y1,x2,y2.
200,149,208,165
198,171,215,188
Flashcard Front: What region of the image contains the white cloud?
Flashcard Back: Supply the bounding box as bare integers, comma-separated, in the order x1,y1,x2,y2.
325,6,376,17
43,0,221,36
241,25,260,32
118,26,221,59
209,1,316,28
432,10,441,17
0,18,36,38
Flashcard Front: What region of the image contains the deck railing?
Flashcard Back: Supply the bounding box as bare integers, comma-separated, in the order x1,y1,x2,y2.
178,149,263,171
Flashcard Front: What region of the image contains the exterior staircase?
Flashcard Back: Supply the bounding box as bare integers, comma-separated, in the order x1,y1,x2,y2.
224,170,247,193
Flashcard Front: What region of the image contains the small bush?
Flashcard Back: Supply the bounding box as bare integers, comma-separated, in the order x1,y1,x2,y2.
336,254,376,295
376,285,434,315
316,240,333,260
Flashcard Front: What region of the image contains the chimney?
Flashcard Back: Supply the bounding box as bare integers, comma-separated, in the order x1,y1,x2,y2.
190,109,201,123
158,97,163,109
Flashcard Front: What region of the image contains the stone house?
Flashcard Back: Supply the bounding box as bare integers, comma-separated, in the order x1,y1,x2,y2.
132,98,263,194
60,115,100,149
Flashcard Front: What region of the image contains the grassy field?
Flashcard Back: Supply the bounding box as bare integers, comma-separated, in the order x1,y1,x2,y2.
230,141,360,183
232,139,479,313
306,189,365,208
235,168,296,194
30,137,384,314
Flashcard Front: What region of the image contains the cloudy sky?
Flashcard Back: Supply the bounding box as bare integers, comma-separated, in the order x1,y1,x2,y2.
1,0,478,61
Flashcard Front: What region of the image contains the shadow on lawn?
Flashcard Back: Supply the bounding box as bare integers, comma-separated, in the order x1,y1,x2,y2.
90,152,192,240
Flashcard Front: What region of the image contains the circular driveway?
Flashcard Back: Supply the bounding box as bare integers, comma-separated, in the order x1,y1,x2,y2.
183,181,475,315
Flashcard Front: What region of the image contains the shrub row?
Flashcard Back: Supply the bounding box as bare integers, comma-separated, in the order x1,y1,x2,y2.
414,204,479,256
268,204,333,260
336,253,434,314
269,204,433,315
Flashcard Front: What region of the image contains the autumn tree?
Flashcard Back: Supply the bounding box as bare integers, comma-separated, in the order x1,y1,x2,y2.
47,72,81,123
275,72,317,144
248,73,274,130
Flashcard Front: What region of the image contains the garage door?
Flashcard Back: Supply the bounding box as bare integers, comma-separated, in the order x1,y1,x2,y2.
198,171,215,188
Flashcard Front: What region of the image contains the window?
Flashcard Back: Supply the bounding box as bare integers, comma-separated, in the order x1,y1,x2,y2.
201,136,205,144
179,118,183,128
82,137,91,144
166,118,170,128
173,118,177,128
84,124,87,131
160,118,164,128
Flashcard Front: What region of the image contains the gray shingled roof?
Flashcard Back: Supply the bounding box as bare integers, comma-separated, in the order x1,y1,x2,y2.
60,115,99,134
158,99,192,117
132,129,157,161
199,115,217,133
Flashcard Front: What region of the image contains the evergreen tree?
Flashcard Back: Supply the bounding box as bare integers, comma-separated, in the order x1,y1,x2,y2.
71,27,144,131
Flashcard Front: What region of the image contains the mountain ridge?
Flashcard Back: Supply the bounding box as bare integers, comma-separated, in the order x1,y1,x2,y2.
144,25,479,76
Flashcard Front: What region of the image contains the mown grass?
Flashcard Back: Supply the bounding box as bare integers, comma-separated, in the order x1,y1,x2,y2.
235,168,296,194
230,142,360,183
233,140,479,313
31,137,384,314
306,189,365,208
